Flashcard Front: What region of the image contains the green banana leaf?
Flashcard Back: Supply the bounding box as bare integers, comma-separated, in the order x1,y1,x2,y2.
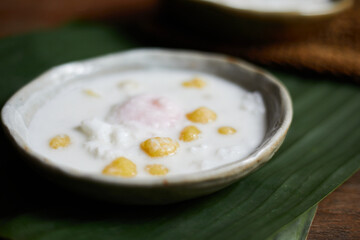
0,23,359,240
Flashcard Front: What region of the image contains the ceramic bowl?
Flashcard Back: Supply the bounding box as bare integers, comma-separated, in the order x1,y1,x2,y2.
1,49,292,204
161,0,353,42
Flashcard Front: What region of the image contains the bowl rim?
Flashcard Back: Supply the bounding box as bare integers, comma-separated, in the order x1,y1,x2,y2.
1,48,293,187
188,0,353,17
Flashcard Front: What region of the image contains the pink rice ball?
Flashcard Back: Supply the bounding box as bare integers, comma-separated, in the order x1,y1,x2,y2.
109,94,184,129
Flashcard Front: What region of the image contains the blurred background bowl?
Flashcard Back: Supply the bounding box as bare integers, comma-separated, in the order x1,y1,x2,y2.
160,0,353,42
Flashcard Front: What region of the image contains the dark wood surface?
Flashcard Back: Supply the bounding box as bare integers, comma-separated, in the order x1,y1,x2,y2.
0,0,158,37
308,171,360,240
0,1,359,239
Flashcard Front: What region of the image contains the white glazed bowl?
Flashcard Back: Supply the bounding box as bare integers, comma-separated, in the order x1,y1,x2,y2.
161,0,353,41
1,49,293,204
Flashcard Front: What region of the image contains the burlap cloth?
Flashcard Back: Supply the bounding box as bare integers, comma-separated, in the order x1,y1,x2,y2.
137,0,360,83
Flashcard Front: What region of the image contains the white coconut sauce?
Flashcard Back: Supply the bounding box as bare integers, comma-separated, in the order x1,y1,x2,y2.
28,69,266,177
207,0,335,14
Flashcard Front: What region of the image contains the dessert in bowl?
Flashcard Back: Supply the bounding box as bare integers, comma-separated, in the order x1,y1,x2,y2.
1,49,292,204
161,0,353,41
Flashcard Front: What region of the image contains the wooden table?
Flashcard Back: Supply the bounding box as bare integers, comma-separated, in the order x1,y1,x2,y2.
1,1,359,239
308,171,360,240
